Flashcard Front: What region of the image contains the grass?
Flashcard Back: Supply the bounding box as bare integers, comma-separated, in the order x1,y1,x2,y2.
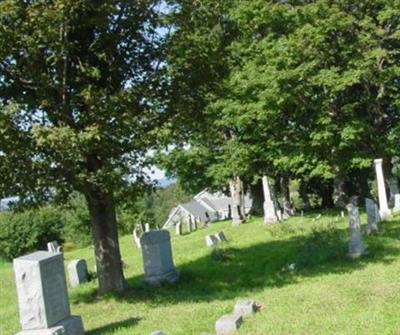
1,210,400,334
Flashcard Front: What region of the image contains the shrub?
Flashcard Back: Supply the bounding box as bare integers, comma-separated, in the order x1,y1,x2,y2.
0,207,64,261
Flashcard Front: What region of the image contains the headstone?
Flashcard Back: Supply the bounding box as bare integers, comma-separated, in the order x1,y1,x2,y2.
150,332,166,335
234,299,256,317
215,231,227,242
346,203,367,258
133,228,142,249
192,219,198,231
145,223,151,232
374,159,391,219
341,211,345,218
365,198,379,233
67,259,88,288
215,314,243,335
393,194,400,213
186,220,192,233
13,251,85,335
175,222,182,236
56,246,63,253
47,241,59,253
276,209,283,222
388,177,399,208
205,234,219,247
301,210,304,217
262,176,279,224
140,231,179,285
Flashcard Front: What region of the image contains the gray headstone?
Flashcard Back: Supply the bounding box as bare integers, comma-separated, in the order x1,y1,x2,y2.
262,176,279,224
393,194,400,213
140,231,179,285
234,299,256,317
150,332,166,335
47,241,59,253
175,222,182,236
205,234,219,247
365,198,379,233
215,314,242,335
133,228,142,249
215,231,227,242
13,251,84,335
346,203,367,258
186,220,192,233
67,259,88,288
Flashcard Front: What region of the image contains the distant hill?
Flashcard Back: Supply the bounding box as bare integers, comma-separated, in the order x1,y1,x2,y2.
156,178,176,188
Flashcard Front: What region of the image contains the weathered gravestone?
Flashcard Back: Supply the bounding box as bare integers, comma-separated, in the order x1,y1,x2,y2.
215,314,242,335
215,231,227,242
140,231,179,285
67,259,88,288
365,198,379,234
346,203,367,258
133,228,142,249
186,220,192,233
374,159,391,219
262,176,279,224
175,222,182,236
145,223,151,232
205,234,219,247
234,299,257,317
13,251,85,335
393,194,400,213
47,241,59,253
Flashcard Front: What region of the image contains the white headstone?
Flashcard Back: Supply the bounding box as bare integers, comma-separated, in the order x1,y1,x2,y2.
393,194,400,213
140,231,179,285
215,231,227,242
346,203,367,258
215,314,243,335
13,251,84,335
47,241,59,253
186,220,192,233
67,259,88,288
262,176,279,224
365,198,379,233
234,299,256,317
133,228,142,249
175,222,182,236
205,234,219,247
145,223,151,232
374,159,391,219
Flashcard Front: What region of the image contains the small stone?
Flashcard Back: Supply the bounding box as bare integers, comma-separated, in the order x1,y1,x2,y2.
215,314,242,335
205,234,219,247
234,299,256,317
215,231,227,242
150,331,166,335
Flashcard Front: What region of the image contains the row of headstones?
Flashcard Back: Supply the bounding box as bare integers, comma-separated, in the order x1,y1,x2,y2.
262,159,400,225
176,216,202,236
13,230,181,334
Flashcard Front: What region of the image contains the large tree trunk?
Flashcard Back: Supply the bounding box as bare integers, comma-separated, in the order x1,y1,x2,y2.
280,176,294,217
85,190,127,294
320,182,335,209
299,178,311,211
250,179,264,215
333,173,348,207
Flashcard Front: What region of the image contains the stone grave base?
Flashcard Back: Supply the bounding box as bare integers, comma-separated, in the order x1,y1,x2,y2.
17,315,84,335
145,269,180,285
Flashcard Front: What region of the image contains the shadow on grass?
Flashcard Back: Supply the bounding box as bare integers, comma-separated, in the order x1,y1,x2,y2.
71,219,400,307
86,317,141,335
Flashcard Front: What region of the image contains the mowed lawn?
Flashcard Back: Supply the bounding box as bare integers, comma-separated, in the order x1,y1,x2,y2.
1,211,400,335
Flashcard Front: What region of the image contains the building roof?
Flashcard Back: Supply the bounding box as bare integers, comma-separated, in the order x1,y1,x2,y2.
180,200,218,222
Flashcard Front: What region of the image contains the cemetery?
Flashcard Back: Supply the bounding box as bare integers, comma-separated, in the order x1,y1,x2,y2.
1,1,400,335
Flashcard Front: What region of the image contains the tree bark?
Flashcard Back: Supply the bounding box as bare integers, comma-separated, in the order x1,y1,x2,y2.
280,176,294,216
85,189,127,294
333,173,348,207
299,179,311,211
250,179,264,215
320,181,334,209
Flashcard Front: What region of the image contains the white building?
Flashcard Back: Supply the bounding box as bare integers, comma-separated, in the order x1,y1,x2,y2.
163,189,252,228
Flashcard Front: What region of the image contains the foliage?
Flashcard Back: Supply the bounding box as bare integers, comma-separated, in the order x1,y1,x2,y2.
0,207,64,261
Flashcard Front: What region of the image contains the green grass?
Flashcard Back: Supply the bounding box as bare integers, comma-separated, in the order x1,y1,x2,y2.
1,211,400,334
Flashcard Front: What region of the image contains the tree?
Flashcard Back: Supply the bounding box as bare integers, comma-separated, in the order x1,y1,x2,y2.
0,0,164,293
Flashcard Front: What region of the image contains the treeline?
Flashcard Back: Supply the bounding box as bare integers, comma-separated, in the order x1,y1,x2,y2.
159,0,400,211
